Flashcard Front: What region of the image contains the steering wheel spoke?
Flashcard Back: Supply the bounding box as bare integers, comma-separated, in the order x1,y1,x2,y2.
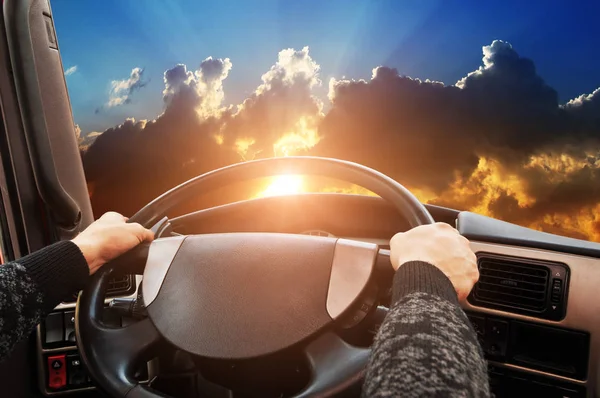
97,318,161,370
295,331,370,398
77,266,163,397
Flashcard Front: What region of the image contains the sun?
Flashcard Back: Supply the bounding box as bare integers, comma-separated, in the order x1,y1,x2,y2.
259,175,304,197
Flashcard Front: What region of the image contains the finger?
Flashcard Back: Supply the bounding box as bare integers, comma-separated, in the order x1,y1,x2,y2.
101,211,127,222
456,287,469,302
435,222,455,230
468,250,477,264
129,223,154,243
127,223,155,243
142,227,155,242
458,234,471,245
457,281,476,301
390,231,405,243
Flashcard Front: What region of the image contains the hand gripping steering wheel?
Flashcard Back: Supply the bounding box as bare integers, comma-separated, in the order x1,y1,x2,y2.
76,156,434,397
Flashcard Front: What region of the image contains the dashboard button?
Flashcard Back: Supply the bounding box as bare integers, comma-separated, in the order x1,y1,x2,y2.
47,355,66,389
67,354,88,387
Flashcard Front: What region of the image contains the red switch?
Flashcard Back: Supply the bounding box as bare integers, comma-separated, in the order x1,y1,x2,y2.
47,354,66,389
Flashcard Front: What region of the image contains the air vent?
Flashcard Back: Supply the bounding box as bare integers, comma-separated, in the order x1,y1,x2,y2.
64,274,136,303
468,253,569,321
106,274,136,297
476,257,548,310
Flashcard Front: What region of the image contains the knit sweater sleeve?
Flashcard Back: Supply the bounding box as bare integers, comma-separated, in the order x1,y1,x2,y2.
362,261,490,397
0,241,89,360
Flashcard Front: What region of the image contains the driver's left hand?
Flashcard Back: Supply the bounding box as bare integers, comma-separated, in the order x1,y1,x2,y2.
72,212,154,275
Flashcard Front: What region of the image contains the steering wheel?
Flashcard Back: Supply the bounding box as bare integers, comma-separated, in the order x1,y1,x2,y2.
76,156,434,398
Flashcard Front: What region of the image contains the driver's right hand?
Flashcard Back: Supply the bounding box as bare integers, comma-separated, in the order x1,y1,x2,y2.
389,222,479,301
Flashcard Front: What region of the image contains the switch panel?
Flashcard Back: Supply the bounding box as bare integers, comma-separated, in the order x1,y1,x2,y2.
38,306,148,395
66,354,89,387
551,279,563,303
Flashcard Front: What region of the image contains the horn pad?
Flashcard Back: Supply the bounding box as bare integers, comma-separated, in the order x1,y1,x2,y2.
145,233,338,360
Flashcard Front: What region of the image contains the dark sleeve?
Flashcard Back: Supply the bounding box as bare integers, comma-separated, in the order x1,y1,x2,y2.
362,261,490,397
0,241,89,360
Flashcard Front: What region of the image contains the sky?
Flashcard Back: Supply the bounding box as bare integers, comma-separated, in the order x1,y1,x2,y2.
54,0,600,133
51,0,600,242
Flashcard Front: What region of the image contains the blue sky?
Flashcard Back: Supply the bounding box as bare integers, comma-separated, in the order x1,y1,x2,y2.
52,0,600,135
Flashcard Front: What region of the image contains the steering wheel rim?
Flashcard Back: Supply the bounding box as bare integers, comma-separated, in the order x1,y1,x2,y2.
128,156,433,227
76,156,433,397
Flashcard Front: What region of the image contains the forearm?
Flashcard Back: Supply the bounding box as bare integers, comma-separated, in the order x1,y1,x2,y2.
0,241,89,361
363,261,489,397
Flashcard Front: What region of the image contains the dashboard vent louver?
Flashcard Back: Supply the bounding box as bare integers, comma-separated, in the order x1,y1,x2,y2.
106,274,135,297
475,257,548,310
469,253,569,321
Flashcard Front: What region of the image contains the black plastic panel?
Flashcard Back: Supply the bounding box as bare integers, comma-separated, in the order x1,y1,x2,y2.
510,321,589,379
4,0,94,237
466,312,590,381
488,364,586,398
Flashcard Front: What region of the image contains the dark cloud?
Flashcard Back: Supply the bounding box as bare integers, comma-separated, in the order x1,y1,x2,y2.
314,40,576,190
163,64,193,104
504,163,600,222
314,66,479,191
564,87,600,139
163,57,232,116
80,41,600,241
83,60,236,215
75,124,101,151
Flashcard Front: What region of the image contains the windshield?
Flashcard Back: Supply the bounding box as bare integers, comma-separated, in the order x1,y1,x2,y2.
52,1,600,242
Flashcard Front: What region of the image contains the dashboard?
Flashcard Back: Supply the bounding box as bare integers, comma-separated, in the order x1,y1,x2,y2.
171,193,599,397
37,193,600,397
